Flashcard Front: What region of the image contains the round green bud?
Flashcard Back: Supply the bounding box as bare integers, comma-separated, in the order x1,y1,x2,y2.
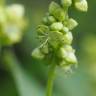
59,45,77,64
32,48,45,59
64,45,77,64
61,26,69,34
47,16,56,24
63,32,73,44
67,18,78,30
61,0,72,7
59,45,72,58
43,16,56,25
50,22,63,31
59,47,68,58
65,51,77,64
75,0,88,12
49,1,65,21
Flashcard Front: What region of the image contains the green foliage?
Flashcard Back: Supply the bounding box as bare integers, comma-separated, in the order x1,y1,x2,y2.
0,3,26,45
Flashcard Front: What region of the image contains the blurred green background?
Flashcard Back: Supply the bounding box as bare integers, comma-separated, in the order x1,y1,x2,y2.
0,0,96,96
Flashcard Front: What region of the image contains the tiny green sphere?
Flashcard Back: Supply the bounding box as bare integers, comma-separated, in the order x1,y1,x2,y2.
50,22,63,31
49,2,66,21
47,16,56,24
32,48,45,59
61,26,69,34
67,18,78,30
65,51,77,64
61,0,72,7
75,0,88,12
63,32,73,44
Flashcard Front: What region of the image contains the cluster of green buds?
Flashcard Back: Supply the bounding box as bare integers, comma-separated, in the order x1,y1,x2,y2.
0,3,26,46
32,0,88,71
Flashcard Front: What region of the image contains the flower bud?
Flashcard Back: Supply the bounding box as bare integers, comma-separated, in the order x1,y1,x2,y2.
63,32,73,44
59,47,68,58
49,1,65,21
32,48,45,59
61,26,69,34
50,22,63,31
75,0,88,12
59,45,77,64
64,45,77,64
65,51,77,64
59,45,72,58
61,0,72,7
67,18,78,30
47,16,56,24
43,16,56,25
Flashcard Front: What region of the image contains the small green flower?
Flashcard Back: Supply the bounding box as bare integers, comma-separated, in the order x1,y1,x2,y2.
32,48,45,59
61,0,72,7
63,32,73,44
49,1,66,21
61,26,69,34
74,0,88,12
63,18,78,30
43,15,56,25
47,16,56,24
50,22,63,31
67,18,78,30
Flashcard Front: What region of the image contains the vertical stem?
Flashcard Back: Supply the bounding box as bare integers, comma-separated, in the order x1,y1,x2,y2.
46,64,56,96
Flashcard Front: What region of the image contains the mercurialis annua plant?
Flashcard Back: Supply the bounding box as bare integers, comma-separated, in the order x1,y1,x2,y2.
32,0,88,96
32,0,88,71
0,2,26,46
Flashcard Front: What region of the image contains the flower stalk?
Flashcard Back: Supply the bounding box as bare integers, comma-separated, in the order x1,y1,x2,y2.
46,64,56,96
31,0,88,96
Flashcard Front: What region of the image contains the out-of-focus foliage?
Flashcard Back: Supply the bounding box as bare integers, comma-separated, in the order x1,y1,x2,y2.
0,0,96,96
0,3,26,45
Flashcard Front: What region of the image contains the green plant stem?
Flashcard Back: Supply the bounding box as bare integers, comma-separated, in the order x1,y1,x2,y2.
46,63,56,96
